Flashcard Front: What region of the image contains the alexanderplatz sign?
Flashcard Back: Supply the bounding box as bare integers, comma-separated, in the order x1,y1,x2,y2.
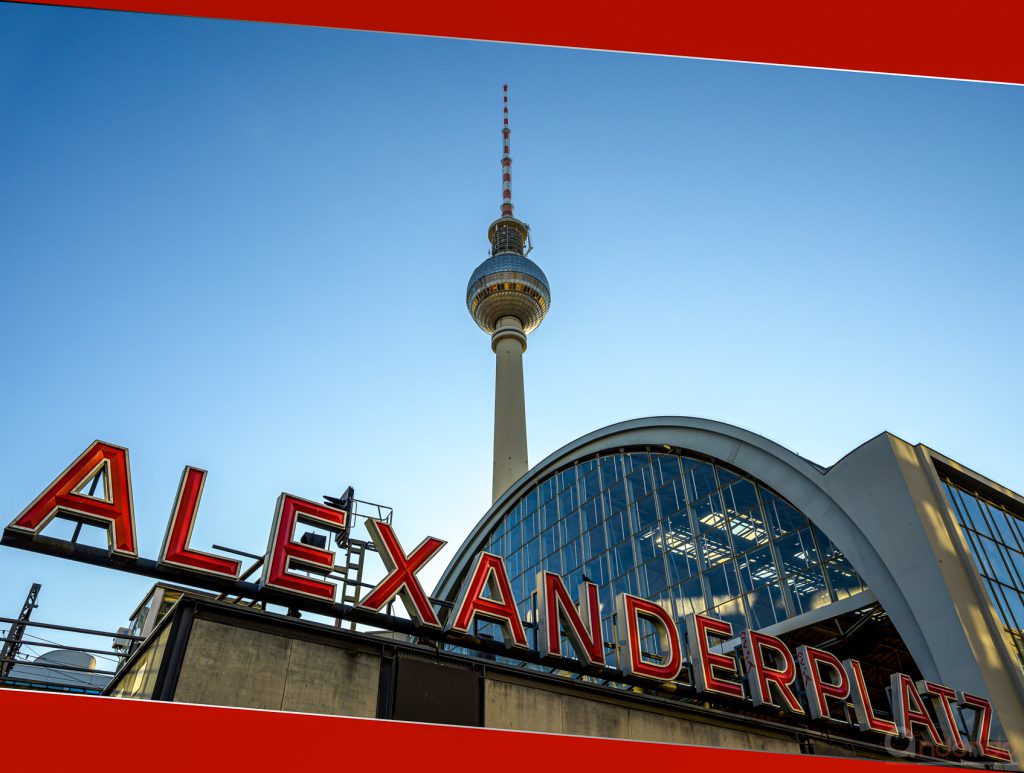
1,440,1012,764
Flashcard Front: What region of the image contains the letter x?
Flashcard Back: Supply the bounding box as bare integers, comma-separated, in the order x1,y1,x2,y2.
358,520,446,627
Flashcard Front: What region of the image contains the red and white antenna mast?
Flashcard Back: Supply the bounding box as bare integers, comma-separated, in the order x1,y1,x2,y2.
485,84,531,257
501,83,514,218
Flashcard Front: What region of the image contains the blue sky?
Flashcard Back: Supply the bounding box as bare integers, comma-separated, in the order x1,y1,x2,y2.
1,4,1022,651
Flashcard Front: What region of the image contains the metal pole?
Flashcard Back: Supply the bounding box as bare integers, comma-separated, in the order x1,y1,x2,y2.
0,583,41,677
70,473,102,544
0,638,125,658
0,616,144,641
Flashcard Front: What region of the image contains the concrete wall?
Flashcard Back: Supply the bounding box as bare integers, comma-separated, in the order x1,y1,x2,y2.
167,617,819,755
483,678,800,754
102,601,921,763
165,613,803,756
173,619,380,717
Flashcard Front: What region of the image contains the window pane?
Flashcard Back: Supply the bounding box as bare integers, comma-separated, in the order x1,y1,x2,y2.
607,508,629,545
712,596,746,633
695,494,731,567
763,491,806,537
544,552,561,573
576,466,598,504
826,556,866,600
558,467,577,493
747,582,787,628
613,572,637,599
635,494,658,530
599,455,623,484
562,509,581,543
652,454,681,486
541,498,559,531
542,525,558,557
738,545,778,592
610,540,635,576
640,558,669,598
559,486,578,518
584,524,606,559
604,480,627,514
786,566,830,615
563,540,582,573
524,537,540,570
665,508,693,542
521,511,537,543
724,479,758,514
627,465,653,503
674,575,706,617
729,507,769,549
716,467,740,489
636,525,659,564
584,552,607,580
705,561,741,608
580,497,601,531
657,480,686,518
775,528,819,576
667,543,699,585
811,524,842,561
683,459,717,501
986,503,1021,550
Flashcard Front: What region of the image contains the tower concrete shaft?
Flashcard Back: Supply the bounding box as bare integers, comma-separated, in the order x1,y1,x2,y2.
491,317,528,502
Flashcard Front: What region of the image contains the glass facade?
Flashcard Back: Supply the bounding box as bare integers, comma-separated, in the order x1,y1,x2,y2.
942,477,1024,669
473,448,868,666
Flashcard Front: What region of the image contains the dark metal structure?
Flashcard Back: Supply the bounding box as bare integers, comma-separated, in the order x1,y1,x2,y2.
0,583,40,678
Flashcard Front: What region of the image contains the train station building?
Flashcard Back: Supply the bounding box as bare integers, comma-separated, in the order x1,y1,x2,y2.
5,89,1024,767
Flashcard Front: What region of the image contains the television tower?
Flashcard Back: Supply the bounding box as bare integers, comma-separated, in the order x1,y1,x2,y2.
467,85,551,503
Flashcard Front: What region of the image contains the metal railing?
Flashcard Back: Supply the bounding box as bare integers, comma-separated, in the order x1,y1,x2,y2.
0,617,145,693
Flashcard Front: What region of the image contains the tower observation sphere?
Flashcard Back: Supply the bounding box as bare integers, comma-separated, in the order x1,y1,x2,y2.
466,238,551,335
467,85,551,503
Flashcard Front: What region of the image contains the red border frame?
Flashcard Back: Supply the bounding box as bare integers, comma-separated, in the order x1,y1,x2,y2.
0,688,958,769
10,0,1024,84
1,2,1017,768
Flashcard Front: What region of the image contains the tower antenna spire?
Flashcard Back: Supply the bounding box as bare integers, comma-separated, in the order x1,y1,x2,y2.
501,83,513,218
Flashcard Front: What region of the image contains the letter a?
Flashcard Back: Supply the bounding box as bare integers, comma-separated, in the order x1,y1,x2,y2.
7,441,137,558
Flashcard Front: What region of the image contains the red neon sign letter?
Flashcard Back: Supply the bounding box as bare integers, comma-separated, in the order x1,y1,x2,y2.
537,572,605,667
741,630,804,714
960,692,1013,762
686,613,744,699
796,644,850,723
891,673,943,746
358,520,446,628
448,553,529,649
260,494,348,601
7,441,137,558
158,467,241,579
917,681,967,754
616,593,682,681
843,658,898,736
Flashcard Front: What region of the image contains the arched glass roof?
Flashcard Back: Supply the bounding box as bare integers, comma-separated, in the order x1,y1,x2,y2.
459,446,867,665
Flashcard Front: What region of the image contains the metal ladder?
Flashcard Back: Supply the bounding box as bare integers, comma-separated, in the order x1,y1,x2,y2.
338,539,367,630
